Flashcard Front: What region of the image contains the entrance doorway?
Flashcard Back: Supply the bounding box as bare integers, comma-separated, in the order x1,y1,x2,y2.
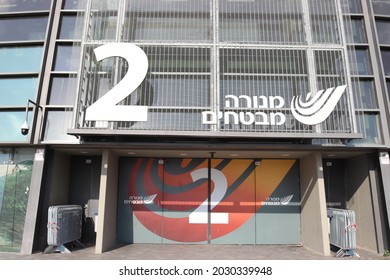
117,158,300,245
69,156,101,245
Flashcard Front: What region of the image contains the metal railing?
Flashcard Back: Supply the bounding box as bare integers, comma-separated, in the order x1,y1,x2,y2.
44,205,83,254
327,208,359,257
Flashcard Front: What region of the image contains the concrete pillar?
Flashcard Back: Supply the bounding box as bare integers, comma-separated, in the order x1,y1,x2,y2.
347,154,386,252
300,152,330,256
95,150,118,254
21,149,45,255
378,151,390,246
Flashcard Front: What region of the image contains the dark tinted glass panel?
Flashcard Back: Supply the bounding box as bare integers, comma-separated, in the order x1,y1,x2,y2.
58,15,81,39
0,17,48,42
347,18,367,44
350,113,381,145
0,0,51,12
44,110,77,141
53,45,81,71
48,76,77,105
352,79,378,109
343,0,362,13
381,49,390,75
387,79,390,101
372,0,390,15
0,46,43,73
0,78,37,106
350,48,372,75
376,20,390,45
62,0,85,10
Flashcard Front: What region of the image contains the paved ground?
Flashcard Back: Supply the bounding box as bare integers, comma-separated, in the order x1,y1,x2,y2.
0,244,388,260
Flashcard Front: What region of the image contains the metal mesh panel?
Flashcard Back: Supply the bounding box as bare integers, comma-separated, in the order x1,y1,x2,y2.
309,0,341,44
124,0,211,43
71,0,365,139
219,48,311,133
219,0,305,44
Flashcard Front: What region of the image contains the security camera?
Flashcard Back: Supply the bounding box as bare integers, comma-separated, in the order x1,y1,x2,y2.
21,121,29,136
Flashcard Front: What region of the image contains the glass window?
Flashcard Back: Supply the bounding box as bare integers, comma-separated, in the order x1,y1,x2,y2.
387,79,390,101
0,16,48,42
350,48,372,75
342,0,362,13
48,76,77,105
0,0,51,12
0,78,38,106
58,15,82,39
347,18,367,44
0,46,43,73
0,111,30,142
350,113,382,145
352,79,378,109
381,49,390,76
53,45,81,71
43,110,78,142
376,20,390,45
372,0,390,15
62,0,85,10
0,148,34,252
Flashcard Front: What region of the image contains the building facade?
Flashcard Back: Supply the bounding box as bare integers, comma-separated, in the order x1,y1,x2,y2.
0,0,389,256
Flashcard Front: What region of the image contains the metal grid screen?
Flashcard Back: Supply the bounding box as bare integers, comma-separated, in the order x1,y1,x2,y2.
72,0,361,139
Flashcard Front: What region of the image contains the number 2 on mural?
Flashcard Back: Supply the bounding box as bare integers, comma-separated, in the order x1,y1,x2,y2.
85,43,149,122
189,168,229,224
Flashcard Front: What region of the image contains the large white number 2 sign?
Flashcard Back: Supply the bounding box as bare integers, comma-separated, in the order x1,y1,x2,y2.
85,43,149,122
189,168,229,224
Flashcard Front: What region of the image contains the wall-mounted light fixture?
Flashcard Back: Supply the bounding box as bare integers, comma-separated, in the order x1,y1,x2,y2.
21,99,42,136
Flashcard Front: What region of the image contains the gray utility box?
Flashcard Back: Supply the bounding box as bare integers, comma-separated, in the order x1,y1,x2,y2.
44,205,83,254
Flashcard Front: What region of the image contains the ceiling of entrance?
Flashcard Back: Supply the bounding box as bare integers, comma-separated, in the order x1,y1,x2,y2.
55,147,368,159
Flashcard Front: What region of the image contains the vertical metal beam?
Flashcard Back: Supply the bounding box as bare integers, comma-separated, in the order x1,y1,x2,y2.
301,0,319,133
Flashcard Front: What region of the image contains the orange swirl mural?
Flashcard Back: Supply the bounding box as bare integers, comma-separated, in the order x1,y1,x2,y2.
122,158,297,243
